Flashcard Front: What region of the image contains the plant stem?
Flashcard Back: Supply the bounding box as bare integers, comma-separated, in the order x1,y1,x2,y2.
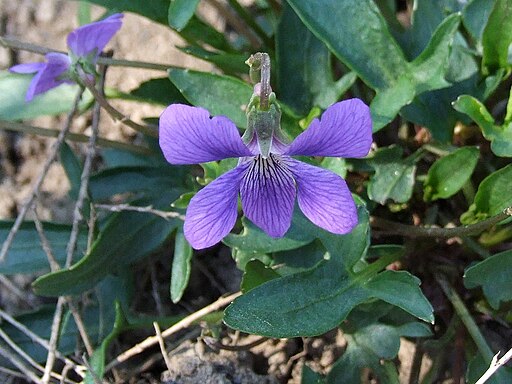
0,88,83,263
371,207,512,238
227,0,272,47
0,36,172,71
0,120,151,154
436,275,493,361
82,78,158,137
205,0,261,49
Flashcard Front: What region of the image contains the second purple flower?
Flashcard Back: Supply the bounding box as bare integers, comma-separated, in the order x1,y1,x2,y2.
10,13,123,102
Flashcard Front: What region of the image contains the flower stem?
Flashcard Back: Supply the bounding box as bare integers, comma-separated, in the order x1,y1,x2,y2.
82,77,158,137
226,0,273,47
0,120,151,154
371,207,512,238
435,274,493,361
0,36,172,71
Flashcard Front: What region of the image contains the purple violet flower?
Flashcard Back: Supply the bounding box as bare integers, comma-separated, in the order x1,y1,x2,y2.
10,13,123,102
159,96,373,250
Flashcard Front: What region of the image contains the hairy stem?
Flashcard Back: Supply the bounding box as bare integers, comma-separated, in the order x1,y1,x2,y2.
371,207,512,238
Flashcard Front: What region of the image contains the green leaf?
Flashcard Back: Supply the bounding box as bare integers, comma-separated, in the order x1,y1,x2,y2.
453,95,512,157
178,46,248,75
178,15,232,51
224,215,430,337
367,146,416,204
287,2,460,130
0,72,92,120
461,164,512,223
129,78,186,106
170,228,193,303
277,2,347,114
302,365,324,384
287,0,408,90
482,0,512,73
371,14,461,129
168,0,200,31
0,221,87,275
89,165,188,201
464,249,512,309
78,0,169,24
462,0,496,42
33,201,181,296
168,69,252,128
424,146,480,201
393,0,462,60
241,260,280,293
366,270,434,323
84,302,127,384
1,275,130,367
316,204,370,270
224,212,316,254
224,261,369,337
326,324,400,384
60,142,82,200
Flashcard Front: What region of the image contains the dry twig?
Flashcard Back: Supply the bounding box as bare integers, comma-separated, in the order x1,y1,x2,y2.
42,296,66,383
475,347,512,384
94,203,185,220
106,292,241,371
0,340,42,383
0,308,84,374
0,89,84,262
153,322,173,373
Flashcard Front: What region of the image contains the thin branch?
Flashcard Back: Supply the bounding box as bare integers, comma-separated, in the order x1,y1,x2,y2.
67,300,94,356
204,0,261,49
226,0,272,47
0,308,84,375
82,77,158,138
153,322,173,373
94,203,185,221
475,347,512,384
0,88,83,262
65,82,101,268
41,296,66,384
33,207,60,271
0,365,27,379
0,328,77,384
0,275,33,306
0,346,41,383
371,207,512,239
81,354,102,384
105,292,241,371
203,336,268,352
436,275,494,362
0,36,172,71
0,120,151,155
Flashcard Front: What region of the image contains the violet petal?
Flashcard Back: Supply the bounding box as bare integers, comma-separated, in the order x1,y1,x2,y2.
67,13,123,58
240,155,296,237
285,99,372,158
25,53,71,102
286,159,358,234
159,104,252,165
9,62,45,74
184,164,248,249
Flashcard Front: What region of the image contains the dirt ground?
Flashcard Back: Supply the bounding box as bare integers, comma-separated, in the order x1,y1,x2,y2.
0,1,427,383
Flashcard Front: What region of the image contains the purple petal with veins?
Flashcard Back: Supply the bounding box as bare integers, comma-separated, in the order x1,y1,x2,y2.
285,99,372,158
